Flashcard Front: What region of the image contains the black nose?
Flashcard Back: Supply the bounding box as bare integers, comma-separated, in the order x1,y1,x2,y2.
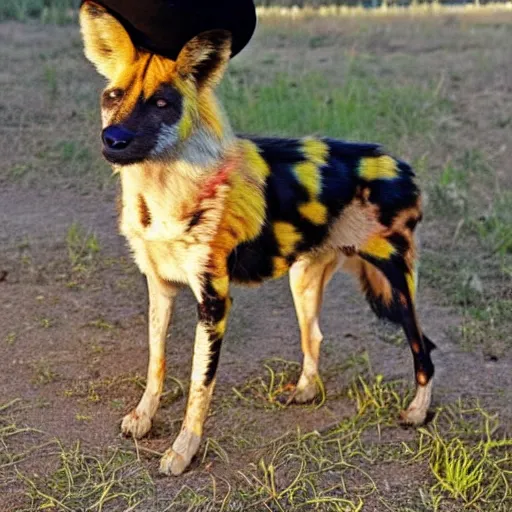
102,126,134,150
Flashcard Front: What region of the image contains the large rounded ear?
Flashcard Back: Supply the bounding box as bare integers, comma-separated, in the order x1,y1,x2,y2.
79,1,137,80
175,30,232,90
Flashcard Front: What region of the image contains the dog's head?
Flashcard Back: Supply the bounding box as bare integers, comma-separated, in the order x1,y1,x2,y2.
80,1,232,166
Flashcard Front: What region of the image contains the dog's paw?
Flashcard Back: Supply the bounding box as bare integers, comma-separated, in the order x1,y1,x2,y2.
399,406,427,426
399,379,433,426
290,373,320,404
159,428,201,476
159,449,189,476
292,380,319,403
121,409,152,439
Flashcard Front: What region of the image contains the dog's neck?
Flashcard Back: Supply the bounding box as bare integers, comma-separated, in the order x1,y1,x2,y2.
177,90,235,168
150,90,236,176
117,94,239,228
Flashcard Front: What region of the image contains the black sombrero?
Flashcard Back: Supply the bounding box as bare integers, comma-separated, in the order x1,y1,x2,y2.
83,0,256,60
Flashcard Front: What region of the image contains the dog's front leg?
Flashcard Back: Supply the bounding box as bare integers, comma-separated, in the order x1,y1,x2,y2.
160,274,231,476
122,275,178,439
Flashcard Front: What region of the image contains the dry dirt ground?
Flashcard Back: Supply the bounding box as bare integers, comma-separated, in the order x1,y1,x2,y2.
1,8,511,512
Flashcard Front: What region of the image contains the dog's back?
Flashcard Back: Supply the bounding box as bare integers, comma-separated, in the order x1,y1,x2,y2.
228,136,421,288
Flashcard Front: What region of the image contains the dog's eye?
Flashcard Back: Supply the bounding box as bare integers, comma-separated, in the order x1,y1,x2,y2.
106,88,124,100
155,98,168,108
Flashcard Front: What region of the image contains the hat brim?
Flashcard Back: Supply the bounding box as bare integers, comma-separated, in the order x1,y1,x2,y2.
85,0,256,60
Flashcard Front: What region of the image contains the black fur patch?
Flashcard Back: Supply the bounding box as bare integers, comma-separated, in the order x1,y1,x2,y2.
204,336,222,387
102,85,183,165
198,288,226,326
182,30,230,88
138,194,151,227
228,222,278,282
187,209,205,231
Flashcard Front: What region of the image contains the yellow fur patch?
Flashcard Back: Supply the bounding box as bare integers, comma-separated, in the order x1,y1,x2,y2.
294,161,321,197
215,316,228,338
274,222,302,257
142,55,174,98
79,2,136,80
359,156,397,181
298,201,328,225
173,78,197,140
209,144,269,275
240,140,271,180
211,276,229,298
215,296,232,337
406,272,416,299
179,105,194,140
272,257,289,278
302,138,329,165
294,142,328,224
197,89,224,138
361,235,395,260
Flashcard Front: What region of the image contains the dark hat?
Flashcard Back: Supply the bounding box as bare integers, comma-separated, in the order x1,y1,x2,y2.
84,0,256,60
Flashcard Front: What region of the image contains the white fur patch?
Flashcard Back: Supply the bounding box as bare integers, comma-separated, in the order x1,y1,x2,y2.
179,128,224,167
401,378,433,425
191,323,212,382
151,123,179,156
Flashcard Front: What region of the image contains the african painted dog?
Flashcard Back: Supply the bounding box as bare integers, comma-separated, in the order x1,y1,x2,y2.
80,1,435,476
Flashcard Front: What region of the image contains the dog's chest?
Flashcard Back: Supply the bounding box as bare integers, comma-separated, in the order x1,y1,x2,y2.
118,170,219,285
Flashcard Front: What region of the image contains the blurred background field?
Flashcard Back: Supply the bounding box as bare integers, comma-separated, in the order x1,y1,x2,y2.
0,4,511,511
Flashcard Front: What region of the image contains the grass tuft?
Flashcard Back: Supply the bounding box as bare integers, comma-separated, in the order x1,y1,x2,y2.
232,358,301,408
16,442,154,512
66,222,100,272
406,403,512,509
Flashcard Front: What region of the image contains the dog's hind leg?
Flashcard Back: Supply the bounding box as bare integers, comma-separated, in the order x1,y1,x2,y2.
345,239,435,425
121,275,178,439
289,252,339,403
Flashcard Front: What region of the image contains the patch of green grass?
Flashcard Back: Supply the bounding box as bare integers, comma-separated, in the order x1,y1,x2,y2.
405,403,512,510
86,318,114,330
0,0,43,22
348,373,411,425
221,69,444,150
5,332,17,345
472,192,512,257
56,140,92,164
43,65,58,99
65,222,100,272
232,358,302,409
38,317,53,329
0,0,75,23
17,442,155,511
422,251,511,353
31,359,58,385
